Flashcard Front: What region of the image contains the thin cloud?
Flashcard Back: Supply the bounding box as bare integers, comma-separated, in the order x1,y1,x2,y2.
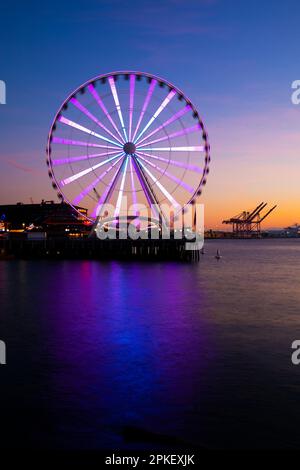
5,159,41,174
54,0,224,37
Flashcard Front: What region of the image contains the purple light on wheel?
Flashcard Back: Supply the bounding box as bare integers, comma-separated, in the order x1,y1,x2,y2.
128,74,135,141
72,155,123,205
131,156,156,210
88,84,125,143
131,79,157,142
52,150,120,166
136,150,202,173
61,152,123,186
52,137,120,149
136,153,195,193
114,156,129,216
58,116,123,147
47,71,210,223
134,89,177,142
137,124,201,148
92,159,125,217
137,146,204,152
70,97,124,145
129,157,138,213
136,104,192,146
136,156,180,208
108,76,128,141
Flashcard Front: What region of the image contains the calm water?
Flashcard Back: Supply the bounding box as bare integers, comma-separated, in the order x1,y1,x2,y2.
1,239,300,450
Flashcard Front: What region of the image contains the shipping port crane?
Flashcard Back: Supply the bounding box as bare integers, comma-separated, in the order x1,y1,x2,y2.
222,202,277,237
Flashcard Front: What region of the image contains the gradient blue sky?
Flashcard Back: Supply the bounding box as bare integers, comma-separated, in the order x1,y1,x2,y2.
1,0,300,228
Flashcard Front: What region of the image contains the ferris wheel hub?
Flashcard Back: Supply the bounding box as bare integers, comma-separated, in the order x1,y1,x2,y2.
123,141,136,155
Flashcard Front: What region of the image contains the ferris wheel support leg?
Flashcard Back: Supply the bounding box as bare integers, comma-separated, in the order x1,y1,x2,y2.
89,157,127,237
131,156,168,230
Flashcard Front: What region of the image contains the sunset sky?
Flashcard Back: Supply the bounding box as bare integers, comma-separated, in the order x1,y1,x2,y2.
0,0,300,229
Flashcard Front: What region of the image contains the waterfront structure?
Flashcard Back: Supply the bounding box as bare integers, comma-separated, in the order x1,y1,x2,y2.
222,202,277,238
1,72,211,260
0,200,90,236
284,223,300,237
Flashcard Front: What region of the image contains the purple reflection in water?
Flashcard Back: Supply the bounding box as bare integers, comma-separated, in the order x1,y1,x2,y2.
0,260,211,450
46,261,212,449
2,241,300,450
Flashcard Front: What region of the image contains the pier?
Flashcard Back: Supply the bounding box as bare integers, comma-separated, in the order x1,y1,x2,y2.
0,237,201,262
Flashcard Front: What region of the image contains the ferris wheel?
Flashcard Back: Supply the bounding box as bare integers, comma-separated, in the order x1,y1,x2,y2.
46,71,210,224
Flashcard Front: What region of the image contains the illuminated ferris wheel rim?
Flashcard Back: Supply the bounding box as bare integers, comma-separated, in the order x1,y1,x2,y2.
46,70,211,222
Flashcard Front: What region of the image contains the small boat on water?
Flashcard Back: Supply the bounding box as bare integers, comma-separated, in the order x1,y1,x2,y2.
215,249,221,260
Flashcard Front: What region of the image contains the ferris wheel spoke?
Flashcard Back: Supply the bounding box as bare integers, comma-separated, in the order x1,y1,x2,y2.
60,152,124,186
129,157,138,213
135,156,180,209
131,156,162,221
108,76,128,141
137,124,201,148
52,150,121,166
136,150,202,173
134,89,177,143
128,74,135,141
136,146,204,152
70,97,124,145
135,104,191,146
92,155,127,217
88,84,125,143
131,79,157,142
52,137,120,149
136,153,195,194
114,156,129,217
72,155,124,205
58,116,123,147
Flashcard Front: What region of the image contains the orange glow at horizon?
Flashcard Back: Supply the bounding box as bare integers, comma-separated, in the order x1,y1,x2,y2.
1,96,300,231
